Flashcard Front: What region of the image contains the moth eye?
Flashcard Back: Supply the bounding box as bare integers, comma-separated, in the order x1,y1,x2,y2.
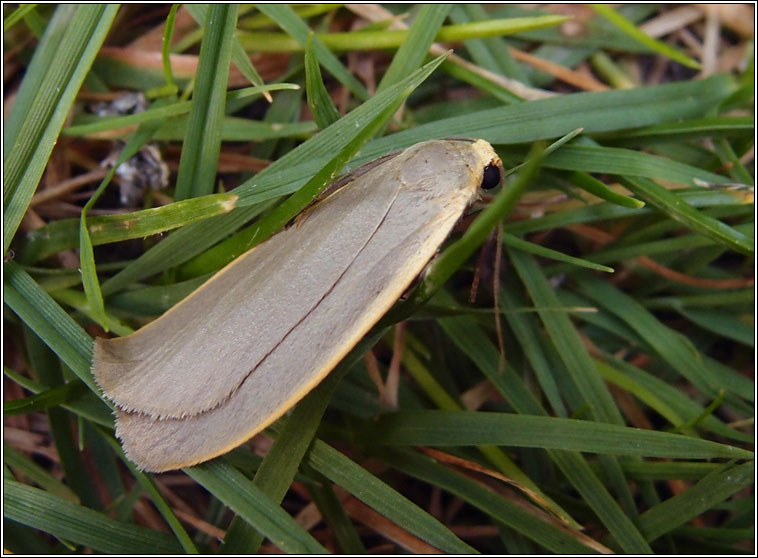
480,163,501,190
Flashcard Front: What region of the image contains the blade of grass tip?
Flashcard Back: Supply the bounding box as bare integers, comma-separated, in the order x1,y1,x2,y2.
305,32,340,129
145,3,179,98
184,3,270,102
83,193,238,246
414,142,545,305
100,52,450,295
620,175,753,256
174,4,238,201
502,233,614,273
256,3,369,100
591,4,701,70
568,170,645,209
4,5,119,253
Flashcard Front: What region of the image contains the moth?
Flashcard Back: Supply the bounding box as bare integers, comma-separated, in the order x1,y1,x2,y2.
93,138,502,472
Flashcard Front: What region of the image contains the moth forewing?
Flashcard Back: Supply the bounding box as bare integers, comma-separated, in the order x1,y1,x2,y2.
92,139,501,472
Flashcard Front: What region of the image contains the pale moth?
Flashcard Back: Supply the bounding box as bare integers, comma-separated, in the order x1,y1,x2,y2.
93,138,502,472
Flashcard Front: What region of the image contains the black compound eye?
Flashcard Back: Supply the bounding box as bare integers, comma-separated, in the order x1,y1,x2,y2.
480,163,501,190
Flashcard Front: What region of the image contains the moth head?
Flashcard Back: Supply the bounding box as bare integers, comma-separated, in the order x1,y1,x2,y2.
467,139,503,192
480,162,501,190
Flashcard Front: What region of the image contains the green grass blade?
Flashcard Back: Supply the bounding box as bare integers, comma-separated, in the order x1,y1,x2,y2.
509,250,623,425
4,381,87,416
620,176,753,256
545,145,735,187
371,411,752,459
4,262,95,391
3,368,112,428
4,443,80,503
638,461,754,542
678,308,754,348
3,4,39,31
604,116,754,146
3,5,119,252
573,274,753,406
237,15,570,53
591,4,701,70
4,480,184,554
174,4,238,200
184,4,268,99
19,193,237,264
306,440,478,554
185,460,328,553
359,75,736,159
4,5,76,157
503,233,614,273
566,170,645,209
63,84,298,136
376,447,600,553
305,33,340,129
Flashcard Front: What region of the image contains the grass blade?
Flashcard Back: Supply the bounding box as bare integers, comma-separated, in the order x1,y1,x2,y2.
174,4,238,200
4,480,184,554
186,460,328,553
4,5,119,252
